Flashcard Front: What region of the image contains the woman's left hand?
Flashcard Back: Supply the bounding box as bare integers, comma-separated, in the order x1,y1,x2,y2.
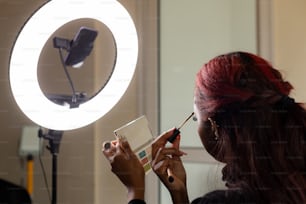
102,137,145,202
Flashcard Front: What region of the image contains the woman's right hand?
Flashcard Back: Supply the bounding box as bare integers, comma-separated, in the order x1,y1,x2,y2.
151,128,189,203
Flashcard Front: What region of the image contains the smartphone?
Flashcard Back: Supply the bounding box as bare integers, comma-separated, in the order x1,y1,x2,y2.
65,27,98,66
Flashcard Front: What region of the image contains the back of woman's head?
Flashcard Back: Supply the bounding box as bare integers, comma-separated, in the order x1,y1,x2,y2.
195,52,306,203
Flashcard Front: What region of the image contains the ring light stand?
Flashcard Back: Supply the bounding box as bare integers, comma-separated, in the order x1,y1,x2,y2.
38,129,63,204
40,26,98,204
9,0,139,203
41,26,97,204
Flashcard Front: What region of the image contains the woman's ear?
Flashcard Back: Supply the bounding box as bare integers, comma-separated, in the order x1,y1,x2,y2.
198,120,214,148
198,119,228,163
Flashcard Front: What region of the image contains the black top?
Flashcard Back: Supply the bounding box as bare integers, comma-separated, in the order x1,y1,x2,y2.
129,190,256,204
191,190,256,204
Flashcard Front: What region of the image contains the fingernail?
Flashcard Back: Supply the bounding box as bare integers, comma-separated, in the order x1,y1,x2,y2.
153,160,164,171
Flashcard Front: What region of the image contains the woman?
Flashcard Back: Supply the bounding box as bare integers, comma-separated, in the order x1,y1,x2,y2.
102,52,306,204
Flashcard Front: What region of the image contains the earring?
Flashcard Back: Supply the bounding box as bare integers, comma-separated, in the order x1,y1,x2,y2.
208,117,219,140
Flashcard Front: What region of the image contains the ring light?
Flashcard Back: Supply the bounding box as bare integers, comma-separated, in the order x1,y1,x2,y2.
9,0,138,130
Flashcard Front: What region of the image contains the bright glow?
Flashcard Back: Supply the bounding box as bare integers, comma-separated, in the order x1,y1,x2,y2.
72,61,84,68
9,0,138,130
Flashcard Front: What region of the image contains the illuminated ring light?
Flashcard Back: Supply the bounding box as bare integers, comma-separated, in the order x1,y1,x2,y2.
9,0,138,131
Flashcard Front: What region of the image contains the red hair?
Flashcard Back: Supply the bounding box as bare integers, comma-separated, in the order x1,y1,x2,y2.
195,52,306,203
195,52,293,114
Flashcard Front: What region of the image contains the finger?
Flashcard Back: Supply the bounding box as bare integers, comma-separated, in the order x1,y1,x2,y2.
119,137,133,154
111,140,118,146
114,138,121,153
107,155,116,163
152,157,169,176
151,147,163,166
172,134,181,150
102,140,116,154
171,135,187,159
152,159,164,171
102,139,120,163
152,128,176,157
152,147,181,169
154,128,176,144
118,137,134,159
159,147,185,158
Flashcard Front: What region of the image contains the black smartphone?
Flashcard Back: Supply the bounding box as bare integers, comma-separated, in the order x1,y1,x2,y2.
65,27,98,66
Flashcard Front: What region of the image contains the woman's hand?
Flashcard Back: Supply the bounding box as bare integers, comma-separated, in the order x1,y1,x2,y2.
102,137,145,202
151,129,189,203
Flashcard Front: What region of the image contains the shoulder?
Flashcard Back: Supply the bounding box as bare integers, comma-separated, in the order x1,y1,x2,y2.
0,179,31,203
191,189,256,204
128,199,146,204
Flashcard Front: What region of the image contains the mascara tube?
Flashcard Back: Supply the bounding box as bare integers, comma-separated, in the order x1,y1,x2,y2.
167,128,181,143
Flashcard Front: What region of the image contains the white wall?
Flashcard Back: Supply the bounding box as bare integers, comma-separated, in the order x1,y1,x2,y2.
160,0,257,147
159,0,257,203
272,0,306,102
